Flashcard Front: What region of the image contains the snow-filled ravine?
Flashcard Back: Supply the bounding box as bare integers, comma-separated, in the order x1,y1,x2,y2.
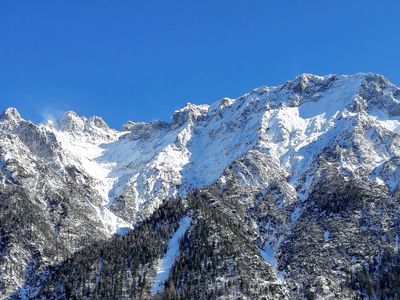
151,216,192,295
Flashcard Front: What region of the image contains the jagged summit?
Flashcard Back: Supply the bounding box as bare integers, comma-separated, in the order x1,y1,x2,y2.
1,72,388,135
2,73,397,132
55,110,112,134
0,107,22,123
57,110,85,131
171,102,209,127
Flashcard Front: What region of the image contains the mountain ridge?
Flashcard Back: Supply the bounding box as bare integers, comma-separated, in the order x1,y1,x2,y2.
1,72,400,299
2,72,400,231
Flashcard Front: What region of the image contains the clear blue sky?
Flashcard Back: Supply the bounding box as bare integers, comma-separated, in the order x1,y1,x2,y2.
1,0,399,128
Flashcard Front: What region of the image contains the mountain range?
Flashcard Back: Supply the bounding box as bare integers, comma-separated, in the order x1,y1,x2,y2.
1,73,399,299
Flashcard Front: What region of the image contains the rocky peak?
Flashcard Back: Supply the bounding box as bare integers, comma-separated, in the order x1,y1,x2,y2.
56,111,115,138
171,103,209,127
58,111,85,132
283,73,327,94
121,121,135,131
123,120,169,140
208,97,236,114
87,116,110,131
356,73,400,117
0,107,22,124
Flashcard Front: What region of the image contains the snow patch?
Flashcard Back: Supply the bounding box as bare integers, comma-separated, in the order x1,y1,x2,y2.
370,109,400,134
260,241,277,269
291,206,302,223
259,241,284,282
91,203,132,236
323,229,331,241
115,227,131,236
151,216,191,295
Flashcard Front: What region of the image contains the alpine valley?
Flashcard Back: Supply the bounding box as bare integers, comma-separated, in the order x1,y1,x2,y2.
1,73,400,299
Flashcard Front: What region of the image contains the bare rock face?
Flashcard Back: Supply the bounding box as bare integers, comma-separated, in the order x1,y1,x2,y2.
1,73,400,299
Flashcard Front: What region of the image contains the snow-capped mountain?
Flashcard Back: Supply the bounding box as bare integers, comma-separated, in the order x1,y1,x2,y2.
1,73,400,299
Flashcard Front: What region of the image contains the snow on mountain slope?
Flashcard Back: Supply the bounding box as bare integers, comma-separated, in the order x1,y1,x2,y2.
257,74,363,176
3,72,400,234
44,112,132,234
39,74,399,212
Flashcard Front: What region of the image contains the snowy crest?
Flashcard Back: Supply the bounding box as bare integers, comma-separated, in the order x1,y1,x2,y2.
2,73,400,234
